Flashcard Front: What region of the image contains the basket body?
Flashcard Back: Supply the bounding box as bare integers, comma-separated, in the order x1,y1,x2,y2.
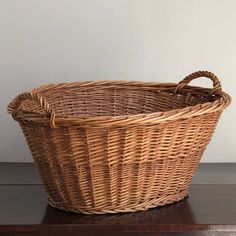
20,113,220,214
8,71,231,214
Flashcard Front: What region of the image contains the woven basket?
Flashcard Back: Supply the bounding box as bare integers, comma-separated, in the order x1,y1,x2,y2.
8,71,231,214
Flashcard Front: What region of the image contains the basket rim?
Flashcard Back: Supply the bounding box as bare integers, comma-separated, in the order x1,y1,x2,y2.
8,80,232,128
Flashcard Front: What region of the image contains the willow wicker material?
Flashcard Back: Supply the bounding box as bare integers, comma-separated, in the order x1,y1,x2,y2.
8,71,231,214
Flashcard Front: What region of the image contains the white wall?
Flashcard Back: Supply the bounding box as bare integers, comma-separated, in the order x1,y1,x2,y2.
0,0,235,162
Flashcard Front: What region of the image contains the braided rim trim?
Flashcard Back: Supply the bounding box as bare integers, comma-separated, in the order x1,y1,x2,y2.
8,80,231,128
48,189,188,214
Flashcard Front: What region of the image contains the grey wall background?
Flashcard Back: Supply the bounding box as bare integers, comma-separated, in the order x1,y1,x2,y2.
0,0,235,162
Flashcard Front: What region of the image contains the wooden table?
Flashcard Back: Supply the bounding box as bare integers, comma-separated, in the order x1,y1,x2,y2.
0,184,236,235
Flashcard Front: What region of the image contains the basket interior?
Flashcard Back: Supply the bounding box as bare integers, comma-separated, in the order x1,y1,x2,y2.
20,85,216,118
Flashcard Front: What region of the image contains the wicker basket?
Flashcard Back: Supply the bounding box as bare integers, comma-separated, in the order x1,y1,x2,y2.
8,71,231,214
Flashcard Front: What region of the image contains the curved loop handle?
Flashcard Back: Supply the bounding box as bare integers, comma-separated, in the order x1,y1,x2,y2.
174,71,222,95
7,92,57,128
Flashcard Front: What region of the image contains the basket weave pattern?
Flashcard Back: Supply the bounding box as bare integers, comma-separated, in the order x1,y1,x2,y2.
8,71,231,214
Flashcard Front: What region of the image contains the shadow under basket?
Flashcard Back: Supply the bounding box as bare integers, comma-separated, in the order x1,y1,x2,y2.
8,71,231,214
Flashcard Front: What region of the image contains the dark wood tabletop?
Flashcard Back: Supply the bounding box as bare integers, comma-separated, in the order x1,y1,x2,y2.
0,163,236,235
0,184,236,235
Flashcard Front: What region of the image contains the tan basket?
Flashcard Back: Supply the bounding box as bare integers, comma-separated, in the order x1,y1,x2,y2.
8,71,231,214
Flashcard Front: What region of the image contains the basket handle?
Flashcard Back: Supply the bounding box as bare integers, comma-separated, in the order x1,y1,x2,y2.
174,71,222,95
7,92,57,128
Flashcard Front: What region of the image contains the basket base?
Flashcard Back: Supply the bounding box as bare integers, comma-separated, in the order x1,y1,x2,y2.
48,189,188,214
